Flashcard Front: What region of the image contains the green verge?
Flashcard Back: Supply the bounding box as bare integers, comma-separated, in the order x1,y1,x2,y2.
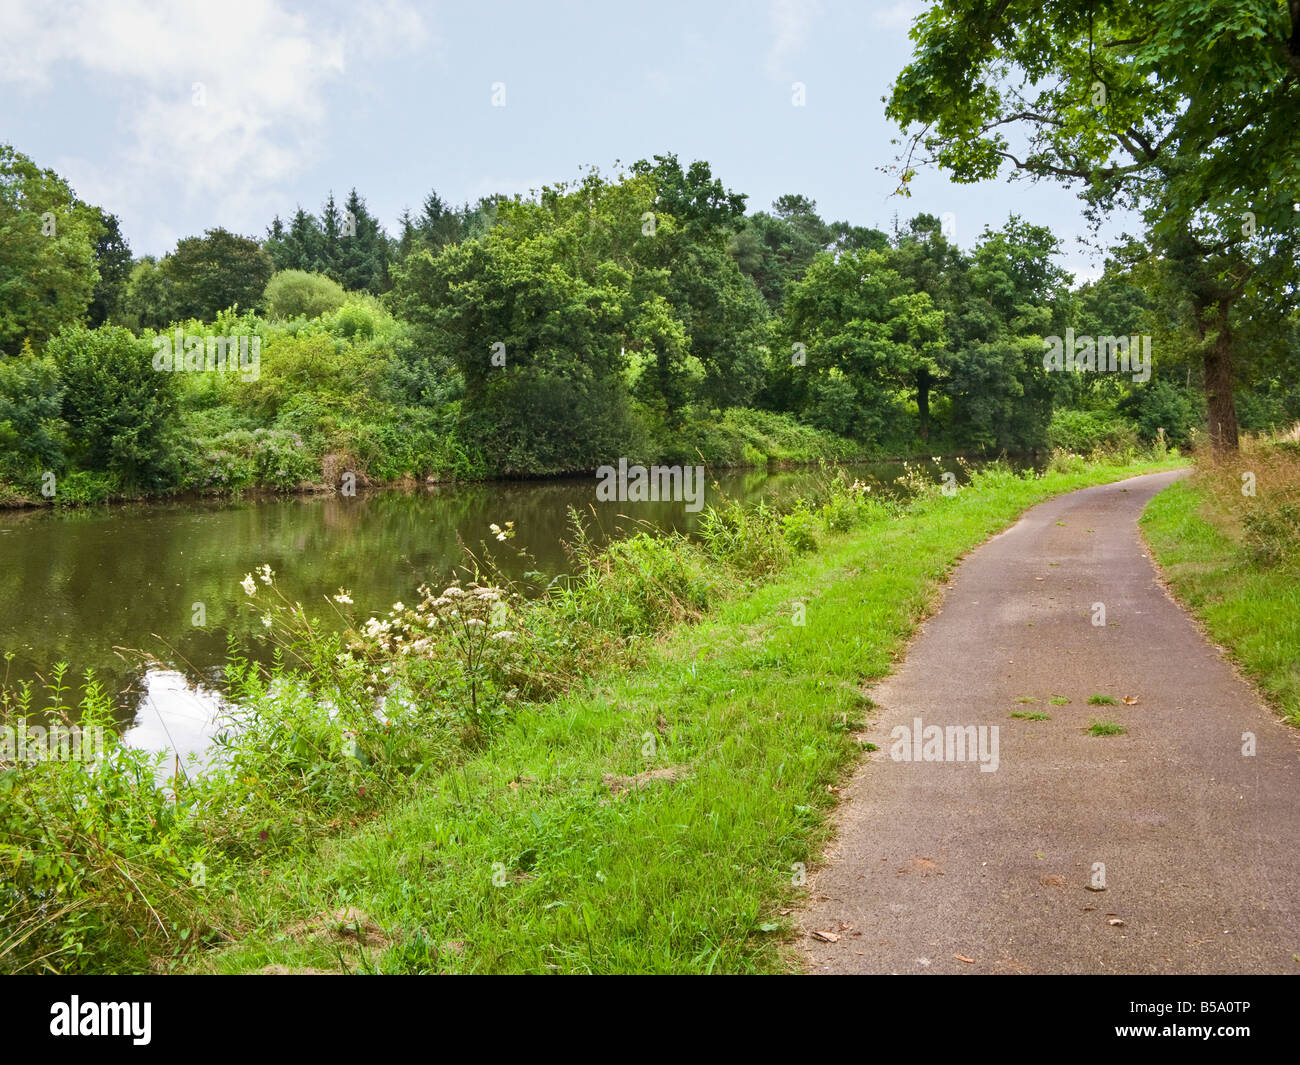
1141,477,1300,726
197,455,1185,974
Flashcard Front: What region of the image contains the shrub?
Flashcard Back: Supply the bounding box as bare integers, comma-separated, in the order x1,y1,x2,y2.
180,428,315,494
1045,408,1139,454
1243,499,1300,567
330,302,377,341
263,270,346,320
780,502,819,553
47,325,177,490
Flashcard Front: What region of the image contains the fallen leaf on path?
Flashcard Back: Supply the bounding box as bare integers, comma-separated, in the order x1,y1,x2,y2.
954,954,975,964
1108,918,1126,927
810,930,840,943
1040,874,1066,887
1123,696,1140,704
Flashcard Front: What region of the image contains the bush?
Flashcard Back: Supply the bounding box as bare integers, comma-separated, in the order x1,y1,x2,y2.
1045,408,1139,454
1243,499,1300,567
263,270,347,321
180,428,315,494
330,301,377,341
1118,381,1200,446
698,500,790,576
47,325,177,490
0,348,64,480
780,502,819,553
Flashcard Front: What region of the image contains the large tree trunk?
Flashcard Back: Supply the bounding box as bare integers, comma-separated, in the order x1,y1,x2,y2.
1202,321,1239,453
1194,296,1240,454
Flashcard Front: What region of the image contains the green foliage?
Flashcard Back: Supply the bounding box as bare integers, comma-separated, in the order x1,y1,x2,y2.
0,348,64,479
0,145,100,355
180,428,316,494
163,228,273,321
1046,408,1140,454
1119,381,1201,446
47,325,176,489
1243,499,1300,567
263,269,347,320
780,500,819,553
0,666,198,974
123,256,175,332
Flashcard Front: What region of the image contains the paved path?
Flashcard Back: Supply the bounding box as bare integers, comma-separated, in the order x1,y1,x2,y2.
802,470,1300,974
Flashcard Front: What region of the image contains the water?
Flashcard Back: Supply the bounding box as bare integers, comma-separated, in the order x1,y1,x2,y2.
0,460,963,759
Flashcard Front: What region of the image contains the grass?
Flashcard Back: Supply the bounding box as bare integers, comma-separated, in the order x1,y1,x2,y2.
1087,720,1127,736
184,452,1185,975
1088,694,1118,705
1141,432,1300,726
1049,696,1070,705
1011,711,1051,720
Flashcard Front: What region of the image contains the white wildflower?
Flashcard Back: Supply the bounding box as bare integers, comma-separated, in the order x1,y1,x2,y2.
333,589,353,605
241,574,257,596
258,564,274,585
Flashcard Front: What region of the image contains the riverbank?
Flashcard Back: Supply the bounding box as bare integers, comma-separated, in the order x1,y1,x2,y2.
190,453,1184,975
0,452,1187,974
1141,436,1300,726
0,407,869,509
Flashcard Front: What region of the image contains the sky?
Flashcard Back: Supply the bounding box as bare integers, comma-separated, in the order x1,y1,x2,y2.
0,0,1130,280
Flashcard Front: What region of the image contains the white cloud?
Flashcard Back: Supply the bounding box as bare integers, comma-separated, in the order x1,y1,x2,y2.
0,0,429,239
765,0,821,81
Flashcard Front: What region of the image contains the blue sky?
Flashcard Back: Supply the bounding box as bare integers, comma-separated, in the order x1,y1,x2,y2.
0,0,1127,279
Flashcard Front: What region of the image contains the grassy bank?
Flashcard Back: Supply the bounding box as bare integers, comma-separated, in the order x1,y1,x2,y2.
179,453,1183,975
2,452,1184,974
1141,433,1300,726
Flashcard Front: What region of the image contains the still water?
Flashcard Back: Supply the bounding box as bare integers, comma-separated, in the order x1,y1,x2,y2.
0,461,951,760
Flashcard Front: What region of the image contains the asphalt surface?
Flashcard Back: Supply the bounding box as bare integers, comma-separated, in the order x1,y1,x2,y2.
801,470,1300,974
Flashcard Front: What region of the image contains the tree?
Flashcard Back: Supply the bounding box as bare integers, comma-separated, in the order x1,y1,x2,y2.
265,208,326,274
418,191,466,251
890,214,970,440
162,228,273,320
338,188,391,293
320,192,343,282
123,256,176,331
0,145,99,355
943,219,1070,451
630,153,748,235
886,0,1300,452
392,175,649,474
783,246,946,444
85,207,132,327
48,325,176,488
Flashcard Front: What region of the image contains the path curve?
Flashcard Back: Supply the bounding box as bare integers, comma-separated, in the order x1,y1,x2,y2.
802,470,1300,974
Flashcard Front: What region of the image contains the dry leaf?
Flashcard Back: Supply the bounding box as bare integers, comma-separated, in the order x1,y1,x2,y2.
1123,695,1139,705
810,930,840,943
1108,918,1126,927
954,953,975,964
